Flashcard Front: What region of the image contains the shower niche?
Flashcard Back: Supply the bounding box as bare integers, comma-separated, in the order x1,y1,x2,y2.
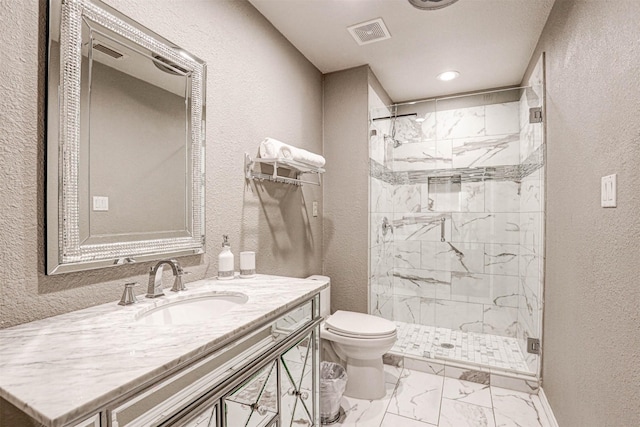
368,57,545,379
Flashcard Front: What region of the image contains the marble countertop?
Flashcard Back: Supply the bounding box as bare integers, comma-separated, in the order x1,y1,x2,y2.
0,274,328,427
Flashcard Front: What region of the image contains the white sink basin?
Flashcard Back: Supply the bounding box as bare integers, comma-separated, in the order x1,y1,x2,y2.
136,293,248,326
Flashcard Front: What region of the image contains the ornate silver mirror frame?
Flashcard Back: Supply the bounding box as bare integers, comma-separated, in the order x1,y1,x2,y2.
47,0,206,274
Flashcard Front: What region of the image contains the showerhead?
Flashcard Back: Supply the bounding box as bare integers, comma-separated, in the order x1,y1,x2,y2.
408,0,459,11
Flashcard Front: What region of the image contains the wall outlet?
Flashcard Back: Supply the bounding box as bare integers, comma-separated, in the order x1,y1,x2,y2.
601,174,617,208
312,201,318,217
93,196,109,211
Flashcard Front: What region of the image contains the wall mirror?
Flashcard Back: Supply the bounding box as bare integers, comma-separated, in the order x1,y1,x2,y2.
46,0,206,274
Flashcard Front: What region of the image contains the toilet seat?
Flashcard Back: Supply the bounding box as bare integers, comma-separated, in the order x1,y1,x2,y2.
325,310,396,338
325,328,396,340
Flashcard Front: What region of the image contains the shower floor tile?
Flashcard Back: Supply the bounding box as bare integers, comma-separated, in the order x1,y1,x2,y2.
391,321,531,373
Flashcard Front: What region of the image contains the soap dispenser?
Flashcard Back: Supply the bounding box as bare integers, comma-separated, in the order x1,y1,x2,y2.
218,235,234,280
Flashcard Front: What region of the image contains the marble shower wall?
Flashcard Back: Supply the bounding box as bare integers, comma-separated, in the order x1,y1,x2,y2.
368,81,545,371
388,100,523,338
517,56,545,373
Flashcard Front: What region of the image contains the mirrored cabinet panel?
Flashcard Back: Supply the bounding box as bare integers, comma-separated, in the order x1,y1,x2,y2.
280,332,316,427
223,360,279,427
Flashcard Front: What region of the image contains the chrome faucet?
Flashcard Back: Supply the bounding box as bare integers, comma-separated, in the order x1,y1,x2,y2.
146,259,186,298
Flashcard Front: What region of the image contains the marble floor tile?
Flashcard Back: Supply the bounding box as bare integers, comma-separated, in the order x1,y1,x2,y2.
321,367,553,427
438,398,496,427
442,377,492,408
335,382,396,427
491,386,551,427
381,412,436,426
387,369,444,425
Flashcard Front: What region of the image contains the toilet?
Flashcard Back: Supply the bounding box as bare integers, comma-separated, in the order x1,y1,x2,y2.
307,276,397,400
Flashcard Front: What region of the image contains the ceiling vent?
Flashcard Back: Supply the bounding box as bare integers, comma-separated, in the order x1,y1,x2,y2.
347,18,391,46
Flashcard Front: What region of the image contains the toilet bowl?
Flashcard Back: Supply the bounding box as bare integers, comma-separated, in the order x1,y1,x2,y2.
307,276,397,400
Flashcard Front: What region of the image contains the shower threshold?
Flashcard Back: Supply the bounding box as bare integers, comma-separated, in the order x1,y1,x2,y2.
390,321,534,374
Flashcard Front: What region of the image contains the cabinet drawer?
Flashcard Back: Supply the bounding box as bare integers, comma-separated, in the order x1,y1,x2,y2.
109,299,315,427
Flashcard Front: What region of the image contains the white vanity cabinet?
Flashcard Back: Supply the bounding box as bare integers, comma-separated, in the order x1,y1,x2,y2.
107,295,321,427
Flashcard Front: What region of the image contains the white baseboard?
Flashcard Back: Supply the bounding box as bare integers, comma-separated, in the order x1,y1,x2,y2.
538,387,559,427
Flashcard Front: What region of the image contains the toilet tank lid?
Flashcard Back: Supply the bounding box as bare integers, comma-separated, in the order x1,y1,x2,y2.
325,310,396,337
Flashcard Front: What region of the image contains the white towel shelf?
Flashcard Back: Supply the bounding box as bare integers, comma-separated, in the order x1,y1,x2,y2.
244,153,325,186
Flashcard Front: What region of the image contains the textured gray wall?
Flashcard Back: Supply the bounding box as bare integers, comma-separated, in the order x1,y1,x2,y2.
323,66,370,314
530,1,640,425
0,0,323,328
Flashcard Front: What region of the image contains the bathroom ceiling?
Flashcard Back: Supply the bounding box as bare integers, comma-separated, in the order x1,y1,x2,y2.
248,0,555,102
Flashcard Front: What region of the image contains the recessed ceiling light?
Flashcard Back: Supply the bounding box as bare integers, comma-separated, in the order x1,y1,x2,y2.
415,117,425,122
437,70,460,81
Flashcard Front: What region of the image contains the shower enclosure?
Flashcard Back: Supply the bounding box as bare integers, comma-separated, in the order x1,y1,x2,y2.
368,59,545,378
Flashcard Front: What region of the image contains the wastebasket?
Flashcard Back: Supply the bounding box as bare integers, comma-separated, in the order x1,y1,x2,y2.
319,361,348,424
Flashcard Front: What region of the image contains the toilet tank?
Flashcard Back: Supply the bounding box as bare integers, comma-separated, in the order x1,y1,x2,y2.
306,275,331,318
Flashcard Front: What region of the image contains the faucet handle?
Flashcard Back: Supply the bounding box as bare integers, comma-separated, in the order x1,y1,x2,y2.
118,282,139,306
171,272,187,292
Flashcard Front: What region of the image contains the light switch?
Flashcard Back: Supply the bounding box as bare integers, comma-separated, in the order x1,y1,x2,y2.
601,174,617,208
93,196,109,211
312,201,318,217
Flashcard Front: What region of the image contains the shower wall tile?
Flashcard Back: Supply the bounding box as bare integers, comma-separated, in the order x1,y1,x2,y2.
519,212,543,247
420,111,437,141
485,102,520,136
485,180,520,213
393,213,451,242
432,299,484,333
490,275,520,308
393,268,451,299
450,273,520,308
519,245,543,281
370,177,394,213
371,293,394,321
520,171,542,213
483,306,519,337
421,241,485,274
484,244,520,276
452,133,519,168
391,139,454,170
451,213,520,244
450,272,492,304
460,181,485,213
373,89,547,346
393,295,421,324
394,240,422,269
436,106,485,140
370,243,394,291
394,115,423,144
419,297,436,326
391,184,422,213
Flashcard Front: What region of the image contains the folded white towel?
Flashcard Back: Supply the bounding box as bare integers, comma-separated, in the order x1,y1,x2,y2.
259,137,326,168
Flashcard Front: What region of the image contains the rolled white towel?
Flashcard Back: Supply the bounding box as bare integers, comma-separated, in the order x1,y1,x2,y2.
281,145,326,168
259,137,326,168
259,137,286,159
